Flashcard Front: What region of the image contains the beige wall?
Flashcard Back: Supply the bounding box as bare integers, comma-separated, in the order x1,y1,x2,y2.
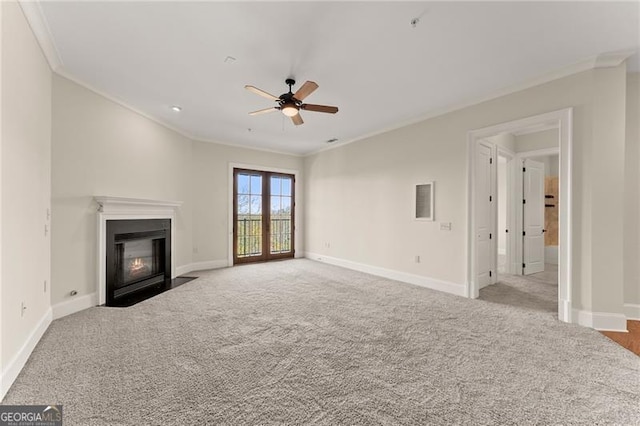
191,141,303,265
589,65,626,314
515,128,559,152
625,72,640,308
305,64,628,315
1,0,52,380
51,75,194,305
51,74,303,305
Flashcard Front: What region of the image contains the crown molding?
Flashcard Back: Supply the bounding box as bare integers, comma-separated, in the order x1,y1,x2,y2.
17,1,302,157
15,0,635,158
55,69,201,143
54,71,303,157
592,49,636,69
18,0,63,71
306,55,608,157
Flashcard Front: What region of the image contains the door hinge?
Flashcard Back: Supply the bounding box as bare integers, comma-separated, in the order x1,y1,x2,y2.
489,195,492,202
523,199,526,204
522,263,526,269
505,229,509,233
523,167,526,172
490,157,493,164
489,233,492,239
489,270,492,277
522,231,526,236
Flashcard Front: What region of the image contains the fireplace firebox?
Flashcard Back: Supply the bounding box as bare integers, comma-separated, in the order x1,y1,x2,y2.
106,219,171,306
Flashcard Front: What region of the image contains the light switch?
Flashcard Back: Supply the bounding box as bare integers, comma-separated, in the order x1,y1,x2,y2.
440,222,452,231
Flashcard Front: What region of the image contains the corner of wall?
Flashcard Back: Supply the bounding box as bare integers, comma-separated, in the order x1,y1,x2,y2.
571,308,628,332
0,308,52,400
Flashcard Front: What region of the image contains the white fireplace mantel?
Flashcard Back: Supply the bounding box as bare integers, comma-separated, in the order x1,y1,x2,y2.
95,196,183,306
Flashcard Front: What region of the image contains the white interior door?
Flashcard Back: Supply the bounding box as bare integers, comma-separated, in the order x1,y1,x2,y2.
475,142,494,287
523,158,545,275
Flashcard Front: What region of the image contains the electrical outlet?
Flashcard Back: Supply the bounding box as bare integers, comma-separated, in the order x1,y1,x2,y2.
193,246,199,254
324,242,331,248
21,302,26,317
414,255,421,263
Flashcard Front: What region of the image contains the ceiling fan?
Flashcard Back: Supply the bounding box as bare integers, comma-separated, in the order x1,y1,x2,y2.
245,78,338,126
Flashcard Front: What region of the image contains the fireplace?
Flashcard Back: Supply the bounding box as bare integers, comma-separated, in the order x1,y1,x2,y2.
106,219,171,306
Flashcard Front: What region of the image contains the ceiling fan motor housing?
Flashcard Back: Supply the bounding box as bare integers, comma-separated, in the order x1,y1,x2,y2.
246,78,337,125
280,79,300,116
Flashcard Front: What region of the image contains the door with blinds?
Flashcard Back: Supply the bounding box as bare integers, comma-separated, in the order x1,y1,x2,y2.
233,169,295,264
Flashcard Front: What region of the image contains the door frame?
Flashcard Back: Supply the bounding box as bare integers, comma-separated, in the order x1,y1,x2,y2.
466,108,573,324
228,163,301,266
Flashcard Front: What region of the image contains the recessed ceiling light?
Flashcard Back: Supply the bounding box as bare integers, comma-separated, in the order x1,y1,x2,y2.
224,56,236,64
170,105,182,112
327,138,338,144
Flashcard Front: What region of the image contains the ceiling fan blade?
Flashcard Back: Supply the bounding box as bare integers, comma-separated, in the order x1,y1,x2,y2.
249,107,278,116
291,113,304,126
293,81,318,101
245,85,279,101
301,103,339,114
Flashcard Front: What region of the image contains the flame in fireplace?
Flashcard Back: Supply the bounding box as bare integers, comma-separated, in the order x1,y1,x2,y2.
128,257,150,279
131,258,145,271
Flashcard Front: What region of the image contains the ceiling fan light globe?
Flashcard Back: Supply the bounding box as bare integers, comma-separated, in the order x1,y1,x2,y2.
281,104,299,117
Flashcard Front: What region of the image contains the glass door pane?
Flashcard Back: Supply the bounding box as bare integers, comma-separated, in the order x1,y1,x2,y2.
269,175,293,255
234,169,294,264
236,172,263,259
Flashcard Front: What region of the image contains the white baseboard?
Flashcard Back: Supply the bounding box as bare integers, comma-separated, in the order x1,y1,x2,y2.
624,303,640,321
1,308,52,400
176,259,228,276
572,308,628,332
544,246,558,265
305,252,465,297
52,293,97,320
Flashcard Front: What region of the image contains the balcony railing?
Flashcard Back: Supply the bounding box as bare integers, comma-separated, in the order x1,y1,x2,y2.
237,215,291,257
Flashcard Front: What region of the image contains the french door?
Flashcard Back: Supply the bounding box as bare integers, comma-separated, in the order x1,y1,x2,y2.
233,169,295,264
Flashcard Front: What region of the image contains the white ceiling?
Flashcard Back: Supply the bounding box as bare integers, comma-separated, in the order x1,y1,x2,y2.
31,1,639,155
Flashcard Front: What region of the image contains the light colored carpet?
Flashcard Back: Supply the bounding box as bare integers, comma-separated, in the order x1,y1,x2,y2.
480,264,559,314
3,259,639,425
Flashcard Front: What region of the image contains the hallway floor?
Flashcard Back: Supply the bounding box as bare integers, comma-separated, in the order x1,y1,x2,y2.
479,264,558,315
480,264,638,357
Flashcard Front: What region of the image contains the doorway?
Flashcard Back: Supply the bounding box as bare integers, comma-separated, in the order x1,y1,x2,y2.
467,108,572,323
233,168,295,264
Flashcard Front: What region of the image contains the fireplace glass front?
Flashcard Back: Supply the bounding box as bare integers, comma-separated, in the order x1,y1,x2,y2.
118,238,164,286
106,219,171,306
